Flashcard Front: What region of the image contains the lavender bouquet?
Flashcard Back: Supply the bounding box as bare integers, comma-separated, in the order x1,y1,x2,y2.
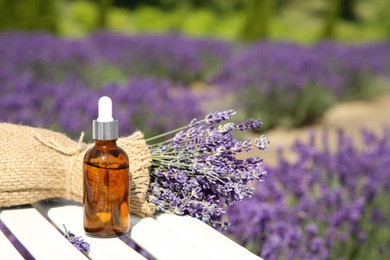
145,110,269,228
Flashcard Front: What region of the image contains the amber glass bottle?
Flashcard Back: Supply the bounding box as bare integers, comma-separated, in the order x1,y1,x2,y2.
83,96,130,237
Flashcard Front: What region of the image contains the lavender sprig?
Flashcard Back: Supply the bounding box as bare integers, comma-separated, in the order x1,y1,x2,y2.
146,110,269,228
63,225,90,255
205,110,236,124
255,135,270,152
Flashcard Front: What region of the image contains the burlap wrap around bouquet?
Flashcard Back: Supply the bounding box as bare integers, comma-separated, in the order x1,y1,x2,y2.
0,123,156,217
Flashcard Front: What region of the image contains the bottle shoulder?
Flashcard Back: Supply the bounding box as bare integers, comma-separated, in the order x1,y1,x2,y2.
84,143,129,169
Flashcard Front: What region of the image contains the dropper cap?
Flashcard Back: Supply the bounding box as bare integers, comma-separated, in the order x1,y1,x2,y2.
92,96,118,140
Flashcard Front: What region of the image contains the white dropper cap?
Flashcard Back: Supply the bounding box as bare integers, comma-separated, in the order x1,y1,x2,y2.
97,96,114,122
93,96,118,140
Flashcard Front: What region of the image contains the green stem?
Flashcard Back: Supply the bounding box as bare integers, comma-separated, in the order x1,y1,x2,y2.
63,224,69,240
151,158,191,168
151,159,227,184
147,130,211,149
145,118,211,144
145,124,193,143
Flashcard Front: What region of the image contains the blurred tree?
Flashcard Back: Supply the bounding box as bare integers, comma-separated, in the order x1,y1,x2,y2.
113,0,244,13
321,0,341,39
0,0,59,33
96,0,113,29
241,0,273,42
113,0,142,9
339,0,358,21
184,0,244,13
273,0,288,14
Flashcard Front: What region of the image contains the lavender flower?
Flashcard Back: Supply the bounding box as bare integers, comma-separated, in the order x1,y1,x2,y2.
255,135,270,152
63,225,90,255
226,128,390,259
236,119,263,131
146,110,268,228
212,41,390,129
205,110,236,124
88,32,232,84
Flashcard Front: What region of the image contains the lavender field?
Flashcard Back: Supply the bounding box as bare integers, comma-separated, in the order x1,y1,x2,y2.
227,129,390,259
1,32,390,259
2,32,390,138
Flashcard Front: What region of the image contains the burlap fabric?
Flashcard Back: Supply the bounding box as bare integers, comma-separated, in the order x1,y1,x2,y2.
0,123,156,217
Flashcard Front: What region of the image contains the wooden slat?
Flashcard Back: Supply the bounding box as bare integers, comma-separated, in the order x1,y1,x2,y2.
36,200,210,260
0,207,87,260
34,201,146,260
3,200,261,260
156,213,262,260
0,228,24,259
128,216,209,260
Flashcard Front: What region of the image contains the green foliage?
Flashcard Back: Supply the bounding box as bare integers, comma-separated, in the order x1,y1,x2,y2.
244,85,335,131
343,73,387,101
339,0,358,21
96,0,113,29
58,2,244,40
321,0,341,39
245,89,287,130
290,85,335,126
181,9,218,36
124,6,243,40
80,64,129,88
58,0,99,37
329,191,390,259
0,0,383,43
129,6,179,33
240,0,273,42
57,0,390,43
0,0,59,33
121,0,244,13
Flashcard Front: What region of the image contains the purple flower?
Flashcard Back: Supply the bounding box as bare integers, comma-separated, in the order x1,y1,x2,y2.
236,119,263,131
147,110,268,228
205,110,236,124
63,226,90,254
306,223,319,237
255,135,270,152
226,128,390,259
211,41,390,129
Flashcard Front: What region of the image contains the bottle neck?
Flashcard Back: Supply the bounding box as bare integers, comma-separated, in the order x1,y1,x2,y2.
94,139,117,147
92,120,119,140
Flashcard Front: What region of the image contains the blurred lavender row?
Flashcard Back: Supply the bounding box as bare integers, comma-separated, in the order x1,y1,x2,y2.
213,41,390,128
214,41,390,96
1,32,390,137
0,74,201,138
226,128,390,259
0,32,232,138
0,32,231,85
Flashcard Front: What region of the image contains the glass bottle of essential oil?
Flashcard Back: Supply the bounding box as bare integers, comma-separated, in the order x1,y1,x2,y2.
83,96,130,237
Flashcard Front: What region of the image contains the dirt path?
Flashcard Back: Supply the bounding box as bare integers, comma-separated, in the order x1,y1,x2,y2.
251,93,390,166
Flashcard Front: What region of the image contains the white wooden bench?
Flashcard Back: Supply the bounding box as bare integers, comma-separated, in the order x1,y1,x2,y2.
0,199,261,259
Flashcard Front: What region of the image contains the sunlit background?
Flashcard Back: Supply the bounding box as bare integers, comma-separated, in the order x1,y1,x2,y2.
1,0,389,259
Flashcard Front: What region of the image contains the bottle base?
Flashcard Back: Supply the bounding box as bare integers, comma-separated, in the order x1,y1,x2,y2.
84,227,129,238
85,232,127,238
